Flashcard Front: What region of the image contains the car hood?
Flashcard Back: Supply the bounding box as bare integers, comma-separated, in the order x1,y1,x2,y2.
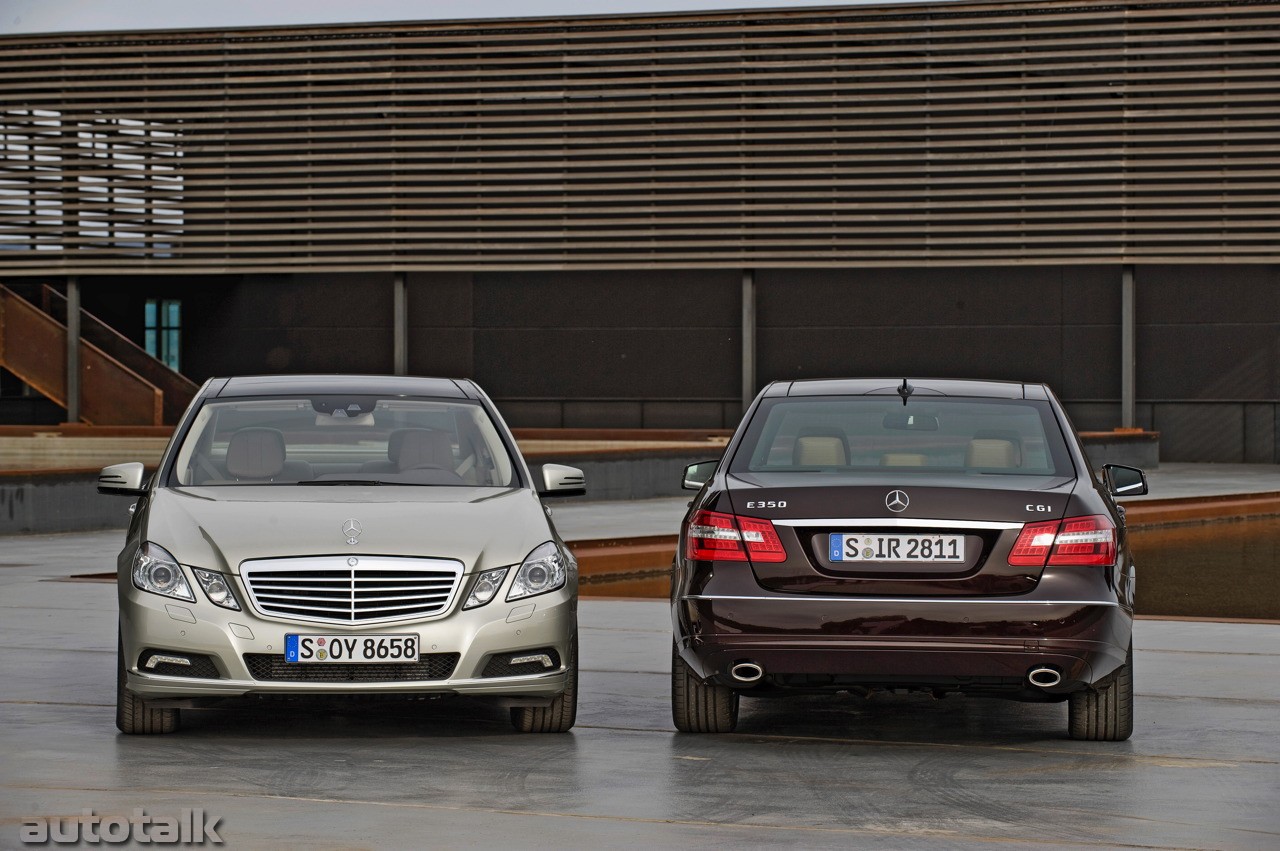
143,485,555,575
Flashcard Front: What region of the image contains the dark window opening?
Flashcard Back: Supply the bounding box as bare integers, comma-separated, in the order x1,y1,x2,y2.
145,298,181,372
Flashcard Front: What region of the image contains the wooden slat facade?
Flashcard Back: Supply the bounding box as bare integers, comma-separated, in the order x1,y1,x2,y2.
1,0,1277,273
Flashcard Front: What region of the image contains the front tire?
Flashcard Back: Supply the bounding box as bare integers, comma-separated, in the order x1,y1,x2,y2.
116,632,179,735
671,643,739,733
510,636,577,733
1068,642,1133,741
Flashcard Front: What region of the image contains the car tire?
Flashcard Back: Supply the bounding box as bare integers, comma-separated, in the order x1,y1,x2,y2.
116,632,179,735
671,643,739,733
1068,641,1133,741
510,636,577,733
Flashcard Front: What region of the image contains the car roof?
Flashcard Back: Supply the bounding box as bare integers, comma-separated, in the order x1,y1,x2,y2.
211,375,471,399
769,378,1047,400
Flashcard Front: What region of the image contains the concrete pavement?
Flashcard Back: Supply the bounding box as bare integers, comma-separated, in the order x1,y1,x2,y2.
1,530,1278,849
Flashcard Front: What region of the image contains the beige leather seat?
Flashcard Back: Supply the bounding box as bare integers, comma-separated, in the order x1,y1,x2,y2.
360,428,417,473
966,438,1017,469
396,428,455,471
793,427,849,467
225,427,287,481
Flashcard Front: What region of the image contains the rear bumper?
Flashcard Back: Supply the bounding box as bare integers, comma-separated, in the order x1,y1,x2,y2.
674,579,1131,694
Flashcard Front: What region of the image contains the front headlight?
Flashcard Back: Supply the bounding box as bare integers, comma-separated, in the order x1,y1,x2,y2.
463,567,509,609
507,542,568,602
192,567,241,611
131,543,194,602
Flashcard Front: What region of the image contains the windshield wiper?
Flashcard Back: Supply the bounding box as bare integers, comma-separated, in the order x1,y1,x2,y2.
296,479,386,486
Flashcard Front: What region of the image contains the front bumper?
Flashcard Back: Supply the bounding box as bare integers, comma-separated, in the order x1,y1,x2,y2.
120,580,575,702
673,566,1132,694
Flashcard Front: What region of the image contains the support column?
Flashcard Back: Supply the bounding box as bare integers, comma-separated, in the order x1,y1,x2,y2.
393,272,408,376
1121,264,1136,429
741,269,756,415
65,276,81,423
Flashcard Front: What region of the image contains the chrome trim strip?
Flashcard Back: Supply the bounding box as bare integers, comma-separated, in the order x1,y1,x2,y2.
771,518,1023,530
683,594,1118,607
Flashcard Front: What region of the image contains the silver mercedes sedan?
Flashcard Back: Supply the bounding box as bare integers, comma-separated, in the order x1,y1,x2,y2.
98,375,585,734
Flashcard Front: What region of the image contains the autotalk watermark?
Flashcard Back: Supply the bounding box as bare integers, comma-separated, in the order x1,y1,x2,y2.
20,808,223,845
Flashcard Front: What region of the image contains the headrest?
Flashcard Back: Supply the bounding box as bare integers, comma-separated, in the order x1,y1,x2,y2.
396,429,454,471
966,438,1017,469
386,428,412,464
794,427,848,467
226,428,286,480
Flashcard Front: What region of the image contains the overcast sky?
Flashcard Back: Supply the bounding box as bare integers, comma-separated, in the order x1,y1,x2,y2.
1,0,951,36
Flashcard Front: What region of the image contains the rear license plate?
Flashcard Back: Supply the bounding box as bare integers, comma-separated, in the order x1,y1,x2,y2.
284,634,419,664
830,533,965,563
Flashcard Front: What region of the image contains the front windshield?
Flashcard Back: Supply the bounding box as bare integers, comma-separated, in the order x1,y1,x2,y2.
730,396,1073,478
170,395,517,487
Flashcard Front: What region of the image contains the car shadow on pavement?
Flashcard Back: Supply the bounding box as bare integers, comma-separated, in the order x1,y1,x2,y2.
730,691,1112,746
163,696,535,739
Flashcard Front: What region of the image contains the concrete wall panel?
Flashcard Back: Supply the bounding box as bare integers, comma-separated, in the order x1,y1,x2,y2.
1153,404,1245,463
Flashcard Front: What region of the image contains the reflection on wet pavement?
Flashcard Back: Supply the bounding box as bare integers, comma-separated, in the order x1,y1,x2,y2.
1130,517,1280,620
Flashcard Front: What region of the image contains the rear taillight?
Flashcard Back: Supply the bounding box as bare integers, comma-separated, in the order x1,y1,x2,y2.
1008,514,1116,567
685,510,787,563
1048,515,1117,566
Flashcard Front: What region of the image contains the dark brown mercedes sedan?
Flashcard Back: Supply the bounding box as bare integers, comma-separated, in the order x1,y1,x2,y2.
672,378,1147,740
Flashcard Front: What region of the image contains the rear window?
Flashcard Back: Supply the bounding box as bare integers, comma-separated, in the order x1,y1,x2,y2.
730,396,1074,478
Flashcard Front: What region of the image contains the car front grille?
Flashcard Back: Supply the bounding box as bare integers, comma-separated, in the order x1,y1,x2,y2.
243,653,460,682
240,556,464,625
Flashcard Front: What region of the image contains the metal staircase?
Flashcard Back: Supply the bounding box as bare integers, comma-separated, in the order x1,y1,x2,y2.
0,285,196,425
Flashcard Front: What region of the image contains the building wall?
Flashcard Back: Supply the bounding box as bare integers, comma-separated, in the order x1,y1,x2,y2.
51,264,1280,462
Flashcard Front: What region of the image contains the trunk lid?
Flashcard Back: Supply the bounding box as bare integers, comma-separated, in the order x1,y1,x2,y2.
726,471,1077,596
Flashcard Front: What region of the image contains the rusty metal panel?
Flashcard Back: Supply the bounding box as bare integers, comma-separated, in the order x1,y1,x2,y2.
0,0,1277,272
0,287,165,425
41,286,197,424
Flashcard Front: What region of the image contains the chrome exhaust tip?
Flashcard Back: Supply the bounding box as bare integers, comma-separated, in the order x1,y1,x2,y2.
1027,666,1062,688
730,662,764,683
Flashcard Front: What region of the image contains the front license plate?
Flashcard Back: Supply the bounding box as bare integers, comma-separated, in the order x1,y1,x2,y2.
284,634,419,664
830,533,965,563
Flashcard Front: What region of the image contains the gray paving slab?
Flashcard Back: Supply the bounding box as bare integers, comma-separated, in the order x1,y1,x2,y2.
549,496,689,541
1124,462,1280,501
1,532,1278,849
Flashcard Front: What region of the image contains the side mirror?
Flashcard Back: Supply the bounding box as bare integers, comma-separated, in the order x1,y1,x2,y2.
538,463,586,497
682,460,719,491
98,462,148,496
1102,464,1148,497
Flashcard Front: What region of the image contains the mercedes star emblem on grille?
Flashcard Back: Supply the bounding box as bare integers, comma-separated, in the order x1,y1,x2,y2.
342,518,363,545
885,490,910,512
